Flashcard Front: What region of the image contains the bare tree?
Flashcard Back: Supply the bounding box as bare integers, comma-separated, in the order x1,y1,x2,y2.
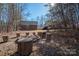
46,3,79,29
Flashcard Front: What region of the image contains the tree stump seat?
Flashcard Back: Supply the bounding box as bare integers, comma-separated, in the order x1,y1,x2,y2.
2,35,8,42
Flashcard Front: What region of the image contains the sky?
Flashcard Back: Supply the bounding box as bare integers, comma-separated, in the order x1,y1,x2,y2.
22,3,49,21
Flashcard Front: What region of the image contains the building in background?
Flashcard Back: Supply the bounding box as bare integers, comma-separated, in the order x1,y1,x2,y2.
19,21,38,30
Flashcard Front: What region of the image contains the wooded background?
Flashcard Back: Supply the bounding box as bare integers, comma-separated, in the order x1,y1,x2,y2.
0,3,79,33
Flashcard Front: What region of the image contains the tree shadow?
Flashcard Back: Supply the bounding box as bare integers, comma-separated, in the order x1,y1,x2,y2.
10,52,31,56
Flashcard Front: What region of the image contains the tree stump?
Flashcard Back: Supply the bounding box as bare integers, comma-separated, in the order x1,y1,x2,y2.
2,36,8,42
25,32,29,37
16,33,20,38
46,32,52,42
32,32,36,35
38,32,43,38
16,38,33,56
42,32,46,39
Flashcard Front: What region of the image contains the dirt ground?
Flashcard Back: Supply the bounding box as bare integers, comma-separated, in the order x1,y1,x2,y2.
0,30,78,56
